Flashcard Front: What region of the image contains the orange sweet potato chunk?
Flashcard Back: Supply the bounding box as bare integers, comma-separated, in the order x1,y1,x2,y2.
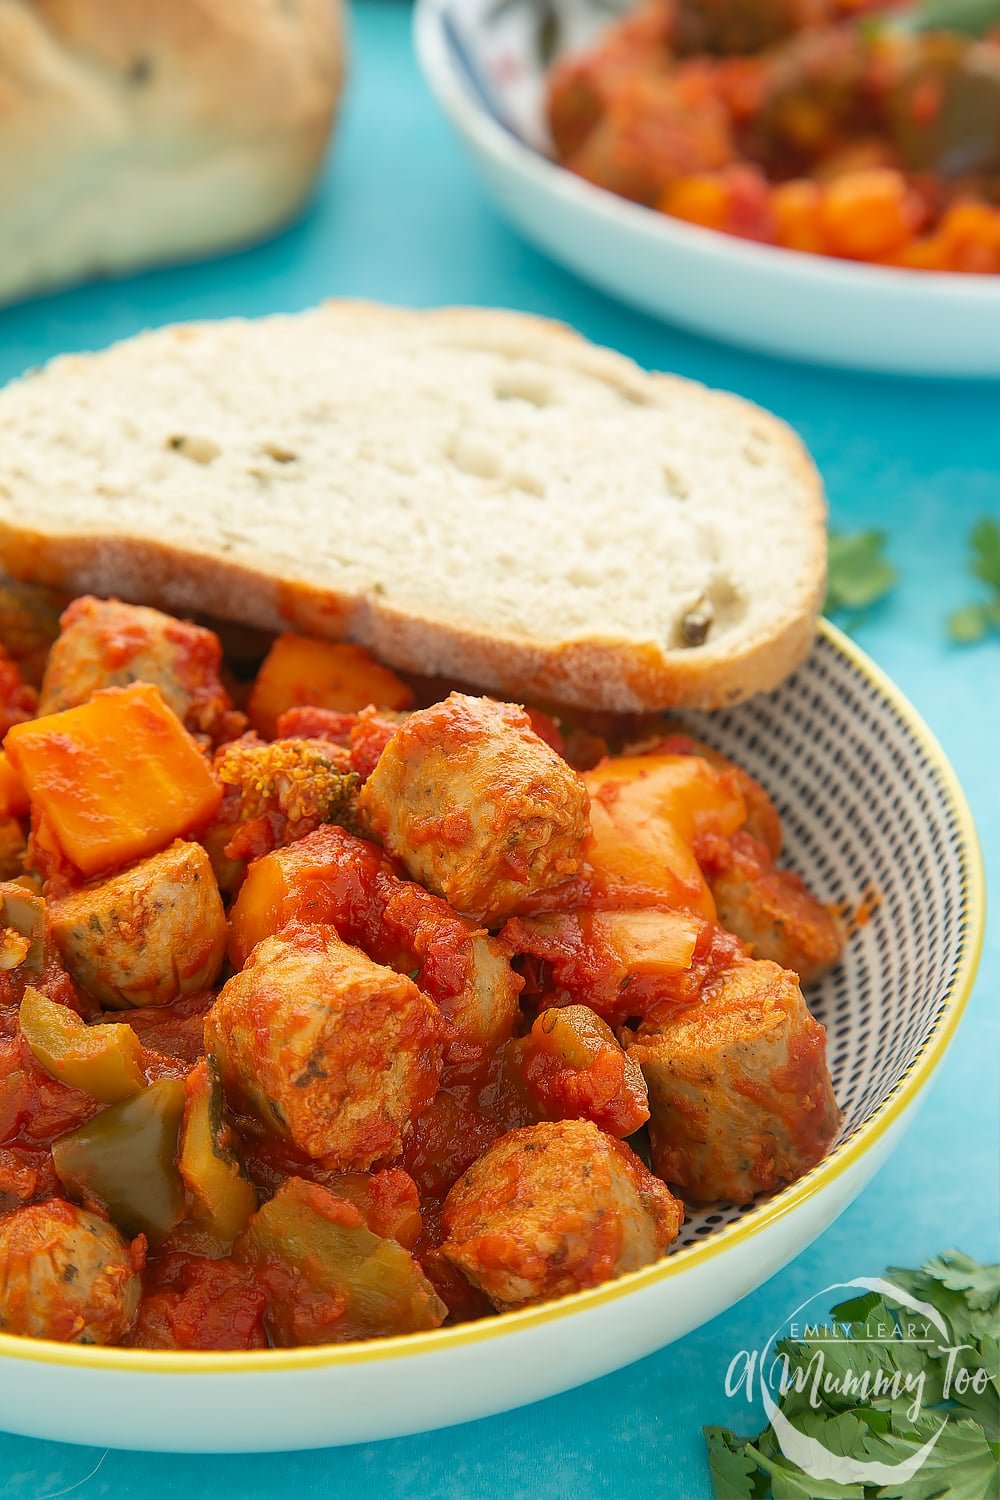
248,635,413,738
227,828,357,969
6,683,222,878
0,752,28,818
582,755,747,920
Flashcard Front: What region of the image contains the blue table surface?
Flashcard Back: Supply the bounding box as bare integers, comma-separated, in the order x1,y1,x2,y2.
0,5,997,1495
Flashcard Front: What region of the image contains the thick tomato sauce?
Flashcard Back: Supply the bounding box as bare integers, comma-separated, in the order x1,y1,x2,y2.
132,1253,267,1351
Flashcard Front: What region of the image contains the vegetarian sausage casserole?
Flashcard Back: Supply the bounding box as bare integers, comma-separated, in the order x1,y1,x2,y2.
548,0,1000,272
0,587,843,1350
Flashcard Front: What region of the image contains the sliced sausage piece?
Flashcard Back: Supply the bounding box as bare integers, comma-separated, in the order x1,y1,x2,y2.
0,1200,141,1343
228,825,522,1064
49,840,227,1008
628,959,842,1205
205,923,446,1169
359,693,590,925
39,596,235,740
567,70,734,206
441,1119,682,1310
698,830,843,985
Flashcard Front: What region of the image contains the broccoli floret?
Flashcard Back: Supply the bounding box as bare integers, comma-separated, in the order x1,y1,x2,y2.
217,737,363,837
208,737,364,883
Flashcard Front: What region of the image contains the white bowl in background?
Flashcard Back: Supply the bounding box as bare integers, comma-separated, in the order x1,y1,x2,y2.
414,0,1000,375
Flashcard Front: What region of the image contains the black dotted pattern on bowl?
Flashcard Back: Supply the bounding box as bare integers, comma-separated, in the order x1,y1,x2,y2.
671,630,972,1247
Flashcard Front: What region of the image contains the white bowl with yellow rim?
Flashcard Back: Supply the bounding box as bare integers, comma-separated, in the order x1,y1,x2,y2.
0,620,984,1452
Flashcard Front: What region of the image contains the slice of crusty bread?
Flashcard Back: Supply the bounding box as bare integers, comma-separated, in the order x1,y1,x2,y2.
0,303,826,712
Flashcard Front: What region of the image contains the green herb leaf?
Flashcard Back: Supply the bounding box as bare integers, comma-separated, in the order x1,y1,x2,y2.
950,519,1000,645
948,603,992,644
863,1416,1000,1500
705,1426,766,1500
702,1253,1000,1499
774,1297,946,1415
827,1291,881,1324
921,1251,1000,1313
745,1443,865,1499
951,1335,1000,1441
969,519,1000,593
904,0,1000,36
825,531,897,616
885,1273,983,1349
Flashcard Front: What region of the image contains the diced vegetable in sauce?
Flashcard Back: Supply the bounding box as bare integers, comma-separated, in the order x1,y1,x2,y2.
0,822,28,885
178,1057,257,1245
248,635,413,738
19,986,145,1104
0,753,27,819
511,1003,650,1138
5,684,222,877
203,735,361,892
547,1,1000,272
581,754,747,918
52,1078,187,1242
503,907,708,1024
0,577,63,687
0,886,45,976
235,1177,446,1344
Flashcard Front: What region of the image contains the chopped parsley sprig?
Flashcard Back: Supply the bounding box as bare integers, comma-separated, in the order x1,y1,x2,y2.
948,519,1000,646
824,530,898,619
902,0,1000,37
704,1250,1000,1500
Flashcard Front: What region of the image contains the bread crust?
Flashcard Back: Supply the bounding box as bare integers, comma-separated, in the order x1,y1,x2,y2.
0,303,827,713
0,0,344,304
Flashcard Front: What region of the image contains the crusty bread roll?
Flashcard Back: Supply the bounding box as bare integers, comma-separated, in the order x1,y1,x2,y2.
0,303,827,712
0,0,344,305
